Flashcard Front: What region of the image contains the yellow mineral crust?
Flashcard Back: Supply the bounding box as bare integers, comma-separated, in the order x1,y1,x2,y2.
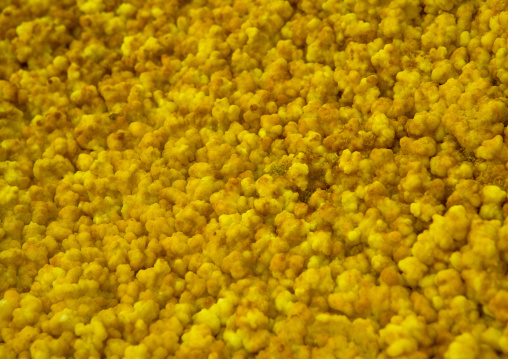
2,0,508,358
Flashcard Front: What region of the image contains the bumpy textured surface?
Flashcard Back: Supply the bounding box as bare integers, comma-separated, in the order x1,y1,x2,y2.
1,0,508,358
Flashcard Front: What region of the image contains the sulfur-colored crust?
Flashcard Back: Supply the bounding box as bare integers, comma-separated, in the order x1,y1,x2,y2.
1,0,508,358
